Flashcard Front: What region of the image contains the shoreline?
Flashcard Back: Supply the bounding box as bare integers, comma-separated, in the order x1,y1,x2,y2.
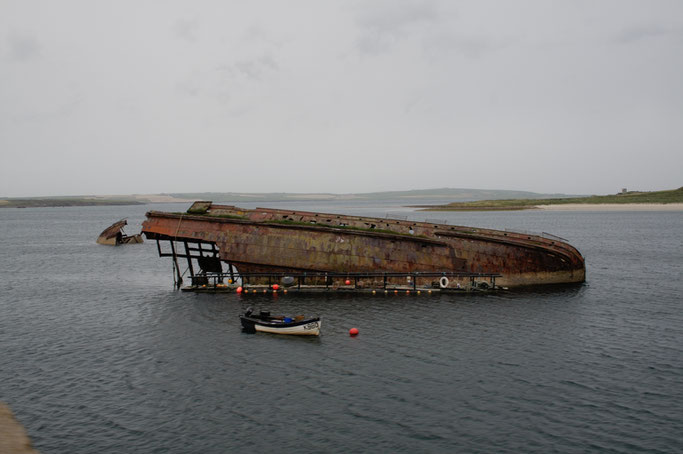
535,203,683,211
0,402,38,454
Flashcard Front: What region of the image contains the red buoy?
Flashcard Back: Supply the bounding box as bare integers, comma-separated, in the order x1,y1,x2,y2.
349,327,359,336
272,284,279,290
236,286,243,293
345,279,351,285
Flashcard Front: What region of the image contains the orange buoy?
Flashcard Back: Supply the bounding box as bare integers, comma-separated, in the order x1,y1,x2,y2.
236,287,243,293
349,328,359,336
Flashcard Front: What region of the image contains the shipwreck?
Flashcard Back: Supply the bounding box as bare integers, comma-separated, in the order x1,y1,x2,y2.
140,201,585,291
96,219,143,245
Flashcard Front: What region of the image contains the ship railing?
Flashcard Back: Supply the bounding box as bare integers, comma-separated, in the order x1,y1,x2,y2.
504,228,568,242
541,232,568,242
384,214,452,226
505,228,534,236
505,229,569,243
190,270,501,291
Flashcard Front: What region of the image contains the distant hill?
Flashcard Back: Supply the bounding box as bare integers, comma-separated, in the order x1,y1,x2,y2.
0,196,144,208
165,188,580,203
417,187,683,211
0,188,621,208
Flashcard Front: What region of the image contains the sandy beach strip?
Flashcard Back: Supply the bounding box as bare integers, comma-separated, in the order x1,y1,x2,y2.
536,203,683,211
0,402,39,454
133,194,195,203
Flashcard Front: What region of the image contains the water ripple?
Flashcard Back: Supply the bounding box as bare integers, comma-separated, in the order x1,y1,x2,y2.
1,207,682,453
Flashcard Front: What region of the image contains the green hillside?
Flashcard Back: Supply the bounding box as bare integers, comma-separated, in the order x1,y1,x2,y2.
0,197,143,208
419,187,683,211
167,188,577,203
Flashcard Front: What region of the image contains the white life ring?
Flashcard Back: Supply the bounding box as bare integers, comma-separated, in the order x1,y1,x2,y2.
439,276,449,288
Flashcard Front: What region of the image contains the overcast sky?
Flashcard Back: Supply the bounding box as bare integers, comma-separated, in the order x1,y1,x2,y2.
1,0,682,197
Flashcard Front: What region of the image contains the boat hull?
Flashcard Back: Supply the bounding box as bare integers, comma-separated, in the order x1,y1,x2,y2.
97,219,144,245
240,317,322,336
142,203,586,288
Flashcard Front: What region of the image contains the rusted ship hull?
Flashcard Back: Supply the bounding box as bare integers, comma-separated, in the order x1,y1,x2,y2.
97,219,143,245
141,202,585,288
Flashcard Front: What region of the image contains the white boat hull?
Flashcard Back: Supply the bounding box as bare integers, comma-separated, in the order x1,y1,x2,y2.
253,320,321,336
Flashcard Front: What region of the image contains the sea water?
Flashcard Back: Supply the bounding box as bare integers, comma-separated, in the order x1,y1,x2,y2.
1,202,681,453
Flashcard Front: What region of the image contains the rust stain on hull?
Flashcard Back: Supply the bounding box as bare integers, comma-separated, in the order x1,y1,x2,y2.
142,202,585,288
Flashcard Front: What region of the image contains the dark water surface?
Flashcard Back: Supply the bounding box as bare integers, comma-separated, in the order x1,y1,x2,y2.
1,202,682,453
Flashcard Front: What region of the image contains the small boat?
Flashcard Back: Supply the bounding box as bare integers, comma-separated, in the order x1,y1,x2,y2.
240,308,321,336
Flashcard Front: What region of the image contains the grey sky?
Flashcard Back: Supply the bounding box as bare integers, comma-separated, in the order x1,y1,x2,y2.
1,0,682,197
